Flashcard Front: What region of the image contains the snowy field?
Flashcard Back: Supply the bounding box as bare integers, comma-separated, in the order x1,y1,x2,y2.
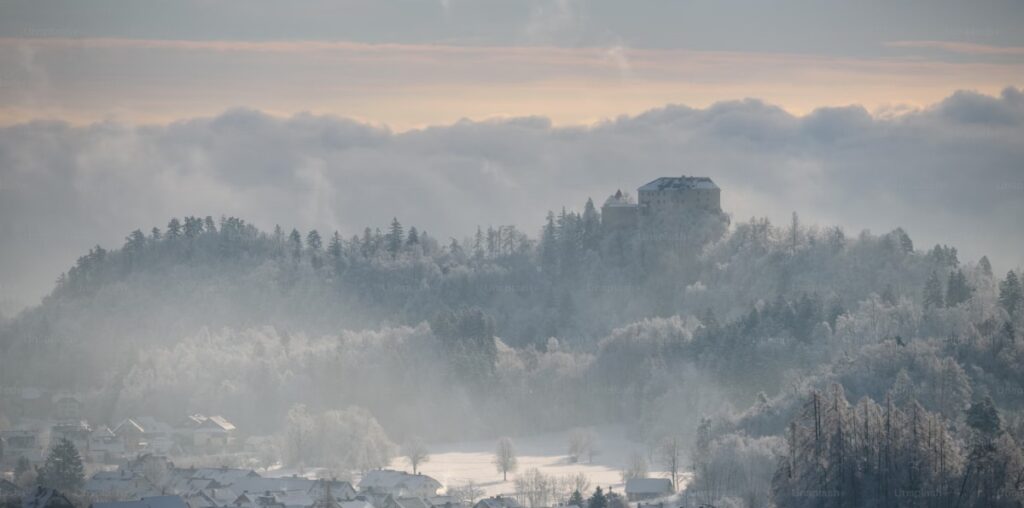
386,425,688,497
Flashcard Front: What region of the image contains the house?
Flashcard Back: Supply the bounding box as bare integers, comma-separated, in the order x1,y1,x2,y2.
380,495,431,508
0,429,42,462
113,418,176,455
113,419,147,454
426,496,463,508
472,497,522,508
177,415,237,452
359,470,441,499
91,495,189,508
17,388,50,419
88,427,126,463
624,478,674,501
84,470,160,500
306,479,357,503
51,420,91,454
237,491,285,508
228,478,356,508
52,396,83,421
338,500,373,508
20,487,75,508
0,478,23,498
183,487,240,508
197,416,236,448
188,467,261,487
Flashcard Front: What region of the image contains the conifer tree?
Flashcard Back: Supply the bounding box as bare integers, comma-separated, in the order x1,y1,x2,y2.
166,218,182,239
587,487,606,508
923,271,945,308
388,218,404,256
945,269,973,307
306,230,322,251
567,490,584,508
979,255,993,277
581,198,601,252
999,271,1022,318
289,229,303,260
37,438,84,492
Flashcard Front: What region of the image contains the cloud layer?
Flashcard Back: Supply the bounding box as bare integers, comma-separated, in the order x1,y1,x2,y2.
2,36,1022,128
1,88,1023,311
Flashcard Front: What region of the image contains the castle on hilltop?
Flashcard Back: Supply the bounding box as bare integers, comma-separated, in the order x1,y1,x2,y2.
602,175,722,230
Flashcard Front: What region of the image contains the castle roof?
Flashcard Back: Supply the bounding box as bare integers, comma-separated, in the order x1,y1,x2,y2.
638,176,718,192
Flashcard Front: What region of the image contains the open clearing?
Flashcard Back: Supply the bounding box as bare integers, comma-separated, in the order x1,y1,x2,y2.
386,425,688,497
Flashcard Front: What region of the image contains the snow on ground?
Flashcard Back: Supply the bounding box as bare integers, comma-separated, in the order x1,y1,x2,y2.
387,425,688,497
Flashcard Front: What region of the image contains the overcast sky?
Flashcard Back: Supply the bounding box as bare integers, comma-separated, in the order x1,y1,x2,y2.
0,0,1023,312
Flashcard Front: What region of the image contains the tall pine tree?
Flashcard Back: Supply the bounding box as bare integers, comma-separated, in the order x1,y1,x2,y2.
38,438,84,492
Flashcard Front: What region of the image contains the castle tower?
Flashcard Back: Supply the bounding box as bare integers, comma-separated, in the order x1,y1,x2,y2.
601,189,638,230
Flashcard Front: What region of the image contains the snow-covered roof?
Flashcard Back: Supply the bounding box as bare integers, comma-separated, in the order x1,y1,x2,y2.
426,496,459,507
202,416,237,432
638,176,718,192
113,419,146,435
274,490,315,508
84,471,159,498
624,478,673,494
92,495,188,508
52,420,91,432
232,475,325,495
181,414,237,432
0,479,22,495
473,497,521,508
91,426,117,438
339,501,374,508
306,480,358,500
359,471,441,495
134,417,175,434
394,498,430,508
21,486,73,508
188,468,259,486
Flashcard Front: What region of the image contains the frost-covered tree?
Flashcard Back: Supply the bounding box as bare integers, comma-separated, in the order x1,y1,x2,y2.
388,218,404,256
402,437,429,475
567,490,585,508
494,437,518,481
567,428,597,463
999,271,1022,318
946,269,973,307
621,451,648,482
658,435,683,491
586,486,606,508
289,229,303,260
924,271,945,308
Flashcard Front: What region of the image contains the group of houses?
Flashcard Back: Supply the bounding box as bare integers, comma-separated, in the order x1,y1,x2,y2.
69,459,520,508
0,390,238,467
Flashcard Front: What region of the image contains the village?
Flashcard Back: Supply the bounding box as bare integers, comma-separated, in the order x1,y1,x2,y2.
0,390,682,508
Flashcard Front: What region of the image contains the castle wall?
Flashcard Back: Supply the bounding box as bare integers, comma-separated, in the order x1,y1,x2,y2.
638,187,721,215
601,204,638,229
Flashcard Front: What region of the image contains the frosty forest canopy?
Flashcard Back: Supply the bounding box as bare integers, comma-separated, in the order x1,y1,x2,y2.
1,168,1024,508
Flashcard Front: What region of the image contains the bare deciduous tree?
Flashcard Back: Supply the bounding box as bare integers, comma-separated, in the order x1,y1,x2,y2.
449,481,485,504
568,428,598,463
402,437,430,474
621,451,648,482
494,437,518,481
658,435,683,491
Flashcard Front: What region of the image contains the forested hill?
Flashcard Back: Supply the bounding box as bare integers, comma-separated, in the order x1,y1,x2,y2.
0,203,989,391
4,201,1024,506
